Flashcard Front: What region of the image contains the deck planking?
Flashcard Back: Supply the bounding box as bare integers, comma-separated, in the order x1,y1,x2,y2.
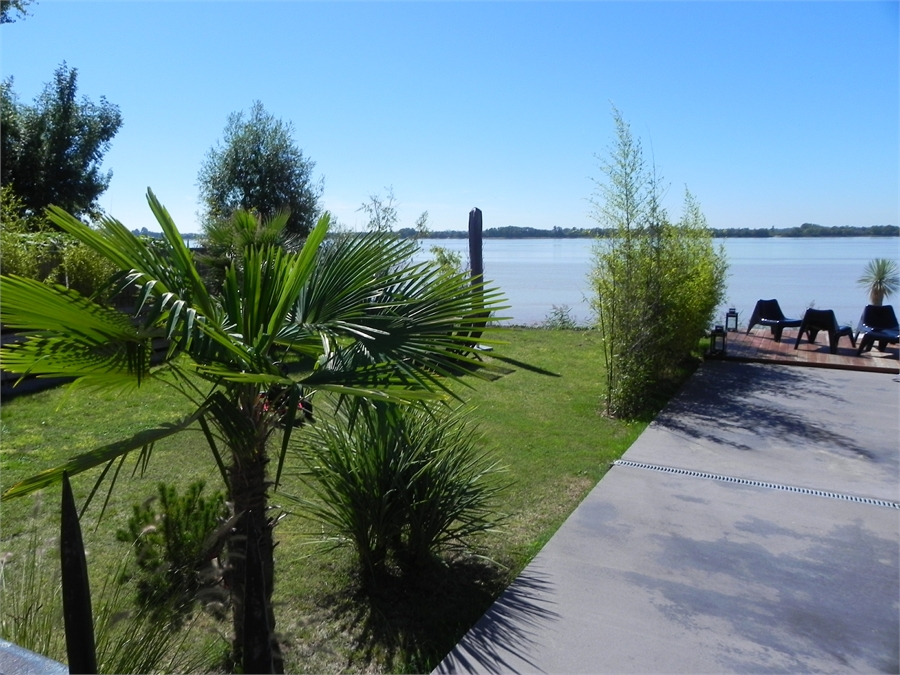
719,326,899,374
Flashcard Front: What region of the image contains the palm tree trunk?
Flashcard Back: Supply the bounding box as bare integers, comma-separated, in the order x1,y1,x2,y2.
228,448,283,674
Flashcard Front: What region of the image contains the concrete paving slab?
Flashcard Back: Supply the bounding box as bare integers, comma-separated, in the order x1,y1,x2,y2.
436,363,900,674
631,362,900,501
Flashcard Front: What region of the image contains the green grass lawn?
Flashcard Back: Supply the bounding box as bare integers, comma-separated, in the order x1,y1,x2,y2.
1,327,647,673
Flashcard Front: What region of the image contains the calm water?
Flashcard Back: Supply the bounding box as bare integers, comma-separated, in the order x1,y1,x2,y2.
414,237,900,328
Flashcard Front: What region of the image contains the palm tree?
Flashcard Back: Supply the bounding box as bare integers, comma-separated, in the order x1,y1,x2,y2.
857,258,900,306
0,190,505,673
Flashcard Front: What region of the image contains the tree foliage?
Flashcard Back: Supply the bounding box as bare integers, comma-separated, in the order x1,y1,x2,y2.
358,185,400,232
1,63,122,223
0,0,36,23
198,101,321,239
589,108,727,418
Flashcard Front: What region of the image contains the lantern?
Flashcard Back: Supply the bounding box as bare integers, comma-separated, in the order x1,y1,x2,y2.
710,325,727,357
725,308,739,333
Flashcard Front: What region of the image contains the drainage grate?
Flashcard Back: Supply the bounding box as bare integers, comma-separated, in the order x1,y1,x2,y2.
612,460,900,510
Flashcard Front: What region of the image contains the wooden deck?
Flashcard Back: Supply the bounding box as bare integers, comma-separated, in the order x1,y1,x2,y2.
719,327,899,374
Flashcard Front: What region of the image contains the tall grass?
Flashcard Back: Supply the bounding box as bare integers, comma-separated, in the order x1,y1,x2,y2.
0,496,65,659
93,569,226,675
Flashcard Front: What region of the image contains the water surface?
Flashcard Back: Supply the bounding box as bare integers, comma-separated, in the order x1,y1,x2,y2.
414,237,900,328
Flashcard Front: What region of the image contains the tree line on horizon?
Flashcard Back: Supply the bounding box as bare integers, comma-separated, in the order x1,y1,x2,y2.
398,223,898,239
154,221,898,244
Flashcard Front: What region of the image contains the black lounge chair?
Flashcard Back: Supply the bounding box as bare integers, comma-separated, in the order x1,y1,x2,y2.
746,299,803,342
794,308,856,354
856,305,899,356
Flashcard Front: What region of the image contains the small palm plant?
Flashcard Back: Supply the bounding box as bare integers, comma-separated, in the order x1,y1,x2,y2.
857,258,899,306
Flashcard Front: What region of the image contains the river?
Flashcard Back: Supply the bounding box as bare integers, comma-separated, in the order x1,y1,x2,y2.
413,237,900,328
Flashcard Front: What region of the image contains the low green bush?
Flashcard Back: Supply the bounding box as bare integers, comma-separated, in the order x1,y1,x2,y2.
1,185,121,302
541,304,584,330
116,481,230,628
51,240,120,302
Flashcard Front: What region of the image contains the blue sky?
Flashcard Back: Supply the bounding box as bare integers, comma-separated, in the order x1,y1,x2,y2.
2,1,897,233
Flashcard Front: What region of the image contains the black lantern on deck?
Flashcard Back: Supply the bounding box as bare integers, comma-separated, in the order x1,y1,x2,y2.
725,308,739,333
710,325,727,357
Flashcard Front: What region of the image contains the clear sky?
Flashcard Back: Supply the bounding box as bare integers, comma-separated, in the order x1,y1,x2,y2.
1,1,897,233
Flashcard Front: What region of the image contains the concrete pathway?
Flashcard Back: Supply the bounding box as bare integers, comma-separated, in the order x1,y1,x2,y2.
436,361,900,674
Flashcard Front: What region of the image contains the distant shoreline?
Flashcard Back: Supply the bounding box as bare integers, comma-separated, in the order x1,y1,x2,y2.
143,223,898,242
402,224,898,239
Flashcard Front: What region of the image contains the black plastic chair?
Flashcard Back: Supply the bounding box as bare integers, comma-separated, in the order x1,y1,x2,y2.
856,305,899,355
794,308,856,354
746,299,803,342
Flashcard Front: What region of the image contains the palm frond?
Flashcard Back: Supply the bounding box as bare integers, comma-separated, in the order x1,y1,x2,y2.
279,232,509,390
1,276,159,386
46,189,218,324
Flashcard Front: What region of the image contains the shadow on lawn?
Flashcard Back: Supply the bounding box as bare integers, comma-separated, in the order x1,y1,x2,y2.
320,554,526,674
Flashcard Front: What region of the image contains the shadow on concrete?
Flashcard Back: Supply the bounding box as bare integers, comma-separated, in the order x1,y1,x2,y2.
626,517,900,673
653,362,878,461
435,567,560,674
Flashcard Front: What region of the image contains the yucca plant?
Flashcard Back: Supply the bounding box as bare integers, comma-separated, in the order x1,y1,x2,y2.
295,401,507,580
0,189,506,673
857,258,899,306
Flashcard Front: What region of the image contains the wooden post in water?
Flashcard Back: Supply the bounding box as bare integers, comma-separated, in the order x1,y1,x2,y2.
467,208,489,346
468,207,483,287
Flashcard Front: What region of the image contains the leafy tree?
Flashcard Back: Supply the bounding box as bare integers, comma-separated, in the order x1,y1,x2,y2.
589,108,726,418
414,210,430,239
0,0,36,23
358,187,430,239
857,258,899,306
1,63,122,222
358,185,399,232
0,189,504,673
198,101,321,239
